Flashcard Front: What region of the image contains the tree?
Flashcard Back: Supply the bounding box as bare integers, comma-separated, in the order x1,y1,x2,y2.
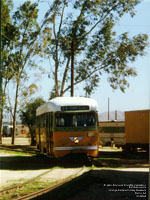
41,0,148,97
20,97,45,145
7,0,50,144
0,0,18,144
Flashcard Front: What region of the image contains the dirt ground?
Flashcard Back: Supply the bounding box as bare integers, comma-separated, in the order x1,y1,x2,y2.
1,137,30,146
0,137,149,200
32,169,149,200
65,169,149,200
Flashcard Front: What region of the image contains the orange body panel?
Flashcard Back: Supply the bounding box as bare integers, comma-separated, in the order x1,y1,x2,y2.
36,128,99,157
53,131,99,157
125,110,149,144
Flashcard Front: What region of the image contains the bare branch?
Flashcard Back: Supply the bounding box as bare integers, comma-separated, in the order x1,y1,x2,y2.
83,2,119,38
58,0,66,38
62,64,109,95
60,56,71,95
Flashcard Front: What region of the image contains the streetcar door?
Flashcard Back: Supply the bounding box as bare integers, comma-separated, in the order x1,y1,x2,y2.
38,116,41,151
49,113,54,155
46,113,50,155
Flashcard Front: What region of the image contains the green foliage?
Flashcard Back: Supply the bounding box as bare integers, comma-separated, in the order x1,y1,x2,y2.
1,0,18,82
1,0,15,143
20,97,45,145
41,0,148,96
20,97,45,128
2,0,42,95
11,1,40,69
2,0,14,41
2,0,49,144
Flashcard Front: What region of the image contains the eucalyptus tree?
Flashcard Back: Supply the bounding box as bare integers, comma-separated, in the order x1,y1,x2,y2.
42,0,148,97
0,0,17,144
8,1,51,145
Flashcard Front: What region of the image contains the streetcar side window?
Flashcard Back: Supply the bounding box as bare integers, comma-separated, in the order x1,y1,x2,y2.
50,114,53,130
43,115,46,127
56,118,65,127
40,115,42,128
39,114,46,128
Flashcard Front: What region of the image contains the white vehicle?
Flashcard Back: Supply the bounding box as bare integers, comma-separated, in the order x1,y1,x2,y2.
36,97,100,158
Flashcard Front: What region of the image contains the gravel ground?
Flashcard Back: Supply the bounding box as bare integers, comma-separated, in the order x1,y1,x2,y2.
65,169,149,200
0,149,148,190
0,150,89,190
0,137,149,193
2,137,30,145
0,168,89,189
39,167,89,184
32,168,149,200
0,169,48,189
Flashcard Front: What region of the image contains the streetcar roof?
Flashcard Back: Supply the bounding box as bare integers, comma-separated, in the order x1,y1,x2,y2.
36,97,98,116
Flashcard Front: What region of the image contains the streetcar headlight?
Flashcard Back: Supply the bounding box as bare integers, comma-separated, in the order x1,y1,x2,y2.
88,132,96,137
74,137,79,144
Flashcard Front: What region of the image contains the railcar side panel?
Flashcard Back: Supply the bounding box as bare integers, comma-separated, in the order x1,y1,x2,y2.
125,110,149,149
99,121,125,146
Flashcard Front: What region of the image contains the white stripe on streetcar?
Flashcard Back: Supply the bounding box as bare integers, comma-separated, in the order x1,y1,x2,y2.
54,146,98,151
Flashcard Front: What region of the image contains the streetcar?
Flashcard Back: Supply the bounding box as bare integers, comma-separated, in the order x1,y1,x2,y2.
99,121,125,147
36,97,99,158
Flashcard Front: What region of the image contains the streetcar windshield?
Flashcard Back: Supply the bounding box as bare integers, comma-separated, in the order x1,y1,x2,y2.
55,112,96,127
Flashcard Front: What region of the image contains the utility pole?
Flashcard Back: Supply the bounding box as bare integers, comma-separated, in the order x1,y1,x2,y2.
115,110,117,121
108,97,110,121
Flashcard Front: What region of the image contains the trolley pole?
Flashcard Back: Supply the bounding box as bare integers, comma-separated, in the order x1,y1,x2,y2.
71,41,75,97
64,39,83,97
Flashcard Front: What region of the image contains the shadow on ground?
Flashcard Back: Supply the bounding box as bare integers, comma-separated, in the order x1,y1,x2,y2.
0,153,93,170
31,169,149,200
0,145,149,170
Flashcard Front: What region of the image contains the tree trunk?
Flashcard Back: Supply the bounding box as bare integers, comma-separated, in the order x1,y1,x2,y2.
12,114,16,145
0,112,3,144
0,82,8,144
0,95,4,144
30,126,36,146
11,80,19,145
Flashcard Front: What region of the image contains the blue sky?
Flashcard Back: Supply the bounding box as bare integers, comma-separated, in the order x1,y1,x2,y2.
92,0,150,113
13,0,150,113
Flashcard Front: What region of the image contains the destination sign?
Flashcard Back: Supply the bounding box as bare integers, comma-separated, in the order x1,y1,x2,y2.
61,106,89,111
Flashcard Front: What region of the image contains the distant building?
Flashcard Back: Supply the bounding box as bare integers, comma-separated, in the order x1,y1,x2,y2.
2,123,29,137
16,125,29,136
3,125,13,137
